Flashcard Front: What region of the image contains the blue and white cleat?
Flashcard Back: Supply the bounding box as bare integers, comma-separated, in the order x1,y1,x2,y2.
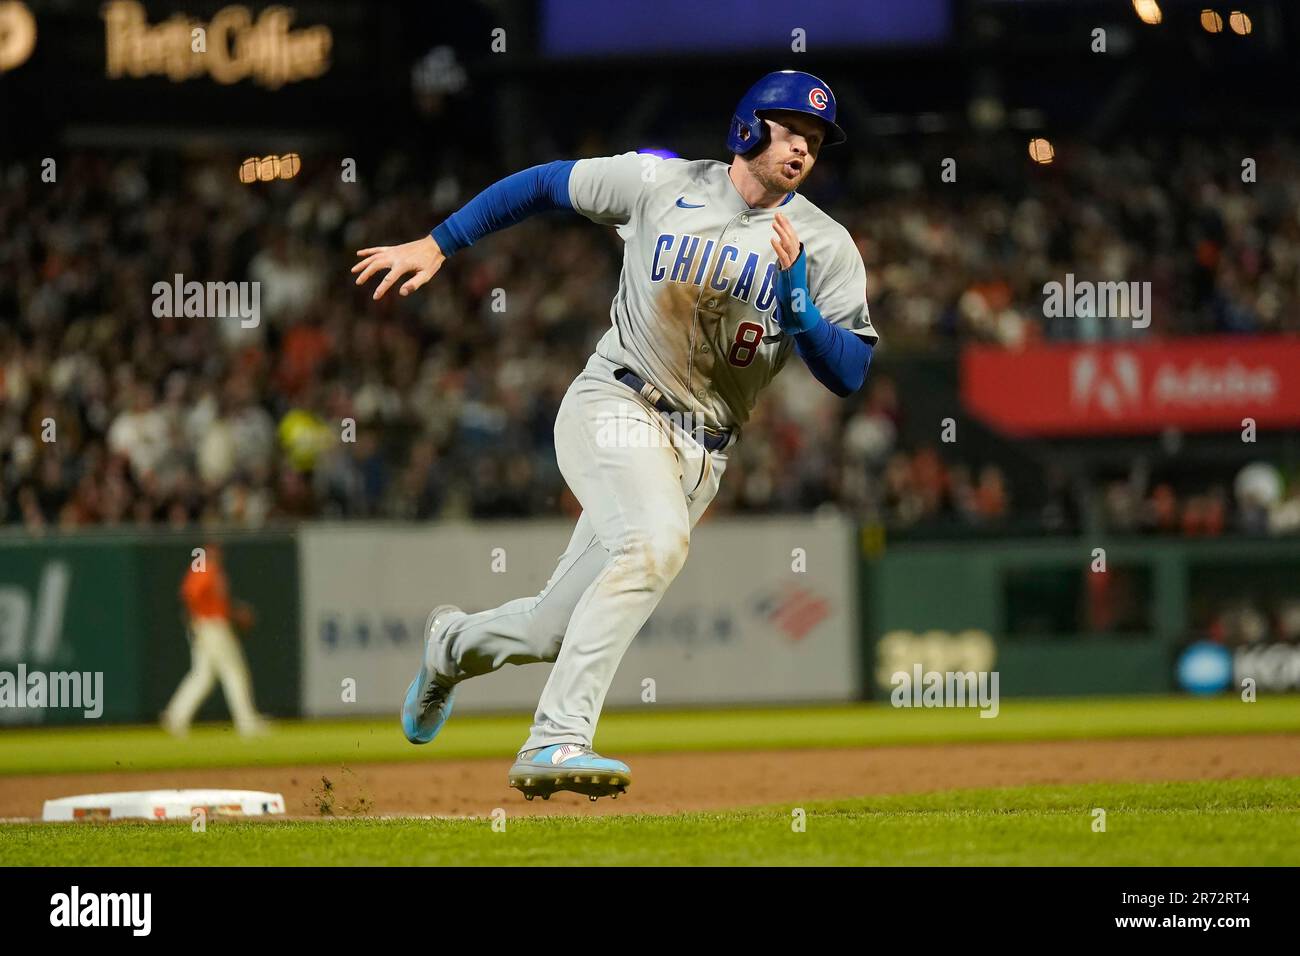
508,744,631,801
400,604,462,744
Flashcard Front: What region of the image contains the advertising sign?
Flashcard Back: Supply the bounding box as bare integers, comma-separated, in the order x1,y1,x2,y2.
298,519,857,716
961,337,1300,436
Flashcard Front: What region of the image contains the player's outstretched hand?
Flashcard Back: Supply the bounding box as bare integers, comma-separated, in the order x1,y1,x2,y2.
352,235,445,300
770,212,802,270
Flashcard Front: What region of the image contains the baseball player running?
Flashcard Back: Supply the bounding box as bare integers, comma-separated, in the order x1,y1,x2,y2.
353,70,877,801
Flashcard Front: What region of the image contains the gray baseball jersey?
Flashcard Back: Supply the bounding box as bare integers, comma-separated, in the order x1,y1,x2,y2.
567,151,877,431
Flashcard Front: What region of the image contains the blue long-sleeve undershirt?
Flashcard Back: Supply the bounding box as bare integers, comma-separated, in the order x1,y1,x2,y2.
430,159,871,397
793,319,874,397
431,160,576,256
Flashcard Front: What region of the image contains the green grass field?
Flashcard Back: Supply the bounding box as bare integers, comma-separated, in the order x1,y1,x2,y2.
3,694,1298,775
3,696,1297,866
3,779,1296,866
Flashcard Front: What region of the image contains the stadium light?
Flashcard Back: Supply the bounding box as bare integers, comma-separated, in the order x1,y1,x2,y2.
0,1,37,72
239,154,302,183
1132,0,1163,25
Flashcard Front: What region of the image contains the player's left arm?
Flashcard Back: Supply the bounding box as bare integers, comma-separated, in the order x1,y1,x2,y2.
770,213,876,397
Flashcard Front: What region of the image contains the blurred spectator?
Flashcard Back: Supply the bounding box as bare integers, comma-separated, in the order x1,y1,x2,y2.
4,139,1300,535
107,383,170,481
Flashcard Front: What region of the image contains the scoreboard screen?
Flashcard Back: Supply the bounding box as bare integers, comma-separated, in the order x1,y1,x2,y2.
540,0,951,57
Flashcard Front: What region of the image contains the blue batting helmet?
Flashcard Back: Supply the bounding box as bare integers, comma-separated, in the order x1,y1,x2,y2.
727,70,847,155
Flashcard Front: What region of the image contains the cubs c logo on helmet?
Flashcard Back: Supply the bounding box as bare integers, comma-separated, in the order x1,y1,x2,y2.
727,70,847,155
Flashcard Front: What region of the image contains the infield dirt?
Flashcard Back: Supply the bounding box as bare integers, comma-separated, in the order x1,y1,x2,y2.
1,733,1295,819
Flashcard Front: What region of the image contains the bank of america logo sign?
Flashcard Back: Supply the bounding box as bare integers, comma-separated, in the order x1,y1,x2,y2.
757,585,830,642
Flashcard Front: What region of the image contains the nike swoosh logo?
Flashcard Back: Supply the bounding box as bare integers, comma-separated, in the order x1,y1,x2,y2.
675,197,705,209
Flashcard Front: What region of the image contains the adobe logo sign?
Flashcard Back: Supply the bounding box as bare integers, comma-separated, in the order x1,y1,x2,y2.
1069,352,1279,418
1148,359,1278,406
961,337,1300,436
1070,352,1142,417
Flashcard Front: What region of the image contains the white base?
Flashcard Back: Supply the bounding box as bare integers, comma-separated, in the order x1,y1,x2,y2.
42,789,286,821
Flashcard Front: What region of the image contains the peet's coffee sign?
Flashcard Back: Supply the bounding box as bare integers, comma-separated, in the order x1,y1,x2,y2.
102,0,331,89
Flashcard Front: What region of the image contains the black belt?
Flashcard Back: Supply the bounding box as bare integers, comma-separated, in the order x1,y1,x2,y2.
612,367,732,452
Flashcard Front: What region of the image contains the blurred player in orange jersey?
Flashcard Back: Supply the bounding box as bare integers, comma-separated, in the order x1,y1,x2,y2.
161,541,269,737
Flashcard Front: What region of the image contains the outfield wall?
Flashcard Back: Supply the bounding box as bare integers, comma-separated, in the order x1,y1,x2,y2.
298,519,858,716
0,531,299,726
1,524,1296,724
859,535,1300,699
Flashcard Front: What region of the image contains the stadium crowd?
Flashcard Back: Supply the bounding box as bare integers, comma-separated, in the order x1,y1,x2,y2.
2,135,1298,534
